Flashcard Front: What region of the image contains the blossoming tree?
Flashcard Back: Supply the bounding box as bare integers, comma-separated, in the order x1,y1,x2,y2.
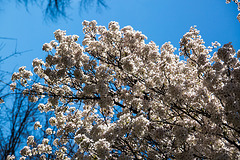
7,1,240,159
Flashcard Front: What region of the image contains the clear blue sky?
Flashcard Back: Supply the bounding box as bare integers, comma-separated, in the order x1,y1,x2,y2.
0,0,239,75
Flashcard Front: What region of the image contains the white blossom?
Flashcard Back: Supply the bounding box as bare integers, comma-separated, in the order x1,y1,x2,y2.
6,155,15,160
34,121,42,130
45,128,53,135
20,146,31,156
49,117,57,126
27,136,35,146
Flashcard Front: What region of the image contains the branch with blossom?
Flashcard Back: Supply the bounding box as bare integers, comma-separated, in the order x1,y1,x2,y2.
7,2,240,159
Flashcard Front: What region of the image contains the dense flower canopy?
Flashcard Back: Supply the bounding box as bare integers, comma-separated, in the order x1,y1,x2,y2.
7,1,240,159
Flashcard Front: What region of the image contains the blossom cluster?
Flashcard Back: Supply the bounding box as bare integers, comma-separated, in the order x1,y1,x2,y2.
9,12,240,160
